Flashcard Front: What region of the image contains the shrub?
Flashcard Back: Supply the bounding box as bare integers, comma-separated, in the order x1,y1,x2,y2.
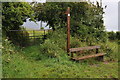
38,28,69,59
2,37,19,54
47,28,67,50
40,39,65,58
116,31,120,40
107,31,117,40
70,37,81,48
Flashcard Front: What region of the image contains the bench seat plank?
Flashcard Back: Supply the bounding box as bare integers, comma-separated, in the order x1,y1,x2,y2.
72,53,106,60
69,46,100,52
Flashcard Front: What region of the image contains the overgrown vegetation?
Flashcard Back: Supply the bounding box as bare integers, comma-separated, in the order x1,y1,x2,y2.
34,2,107,42
2,2,34,46
108,31,120,40
2,2,119,78
2,34,118,78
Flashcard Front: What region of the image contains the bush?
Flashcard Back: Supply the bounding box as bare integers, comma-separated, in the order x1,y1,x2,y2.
107,31,117,40
2,37,19,54
47,28,67,50
40,39,65,58
38,27,118,62
70,37,81,48
38,28,69,59
116,31,120,40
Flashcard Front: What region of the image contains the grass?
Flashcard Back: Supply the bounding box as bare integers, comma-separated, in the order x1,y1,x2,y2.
2,43,118,78
2,30,119,78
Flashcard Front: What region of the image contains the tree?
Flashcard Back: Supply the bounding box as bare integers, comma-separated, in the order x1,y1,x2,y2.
2,2,34,35
33,2,107,42
2,2,34,46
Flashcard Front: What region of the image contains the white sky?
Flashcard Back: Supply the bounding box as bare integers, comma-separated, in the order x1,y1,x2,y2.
90,0,118,2
89,0,119,31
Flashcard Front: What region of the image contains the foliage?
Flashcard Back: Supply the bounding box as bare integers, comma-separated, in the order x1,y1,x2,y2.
40,39,65,58
107,31,117,40
70,37,82,48
2,2,119,78
46,28,67,50
2,2,34,33
2,38,118,78
40,27,44,29
33,2,107,42
98,41,118,61
2,28,118,78
38,29,66,59
116,31,120,40
2,37,20,54
107,31,120,45
2,2,34,46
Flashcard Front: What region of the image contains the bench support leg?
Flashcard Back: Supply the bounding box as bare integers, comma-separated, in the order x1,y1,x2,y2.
71,52,73,57
97,56,104,61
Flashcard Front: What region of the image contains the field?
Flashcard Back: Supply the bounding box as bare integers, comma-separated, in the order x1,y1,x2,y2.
27,30,50,37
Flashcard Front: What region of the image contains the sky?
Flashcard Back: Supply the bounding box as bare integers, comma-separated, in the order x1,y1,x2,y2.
91,0,119,31
23,19,49,30
118,1,120,31
103,0,118,31
23,0,119,31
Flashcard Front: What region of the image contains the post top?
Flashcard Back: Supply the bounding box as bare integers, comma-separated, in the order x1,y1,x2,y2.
65,7,70,14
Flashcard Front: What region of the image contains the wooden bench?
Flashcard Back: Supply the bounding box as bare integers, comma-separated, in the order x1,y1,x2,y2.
69,46,106,61
69,46,100,53
65,7,106,62
72,53,106,61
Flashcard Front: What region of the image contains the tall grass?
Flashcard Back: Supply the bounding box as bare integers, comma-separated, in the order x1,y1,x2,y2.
2,29,118,78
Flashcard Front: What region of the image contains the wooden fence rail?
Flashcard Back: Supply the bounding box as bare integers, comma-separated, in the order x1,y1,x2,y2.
9,29,52,44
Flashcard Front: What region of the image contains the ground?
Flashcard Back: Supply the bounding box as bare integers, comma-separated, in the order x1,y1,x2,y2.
2,44,118,78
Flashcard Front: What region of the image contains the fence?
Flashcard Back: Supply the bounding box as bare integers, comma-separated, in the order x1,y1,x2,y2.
9,29,52,45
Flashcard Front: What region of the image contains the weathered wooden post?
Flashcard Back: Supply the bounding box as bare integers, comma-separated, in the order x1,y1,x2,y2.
66,7,70,54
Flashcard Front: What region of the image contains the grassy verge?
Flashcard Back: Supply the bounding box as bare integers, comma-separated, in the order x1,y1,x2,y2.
2,43,118,78
3,52,118,78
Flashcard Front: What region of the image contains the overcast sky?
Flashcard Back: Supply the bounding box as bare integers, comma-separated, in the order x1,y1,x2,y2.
91,0,119,31
23,0,119,31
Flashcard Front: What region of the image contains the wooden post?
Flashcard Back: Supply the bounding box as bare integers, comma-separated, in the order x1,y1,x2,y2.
66,7,70,53
96,48,98,54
